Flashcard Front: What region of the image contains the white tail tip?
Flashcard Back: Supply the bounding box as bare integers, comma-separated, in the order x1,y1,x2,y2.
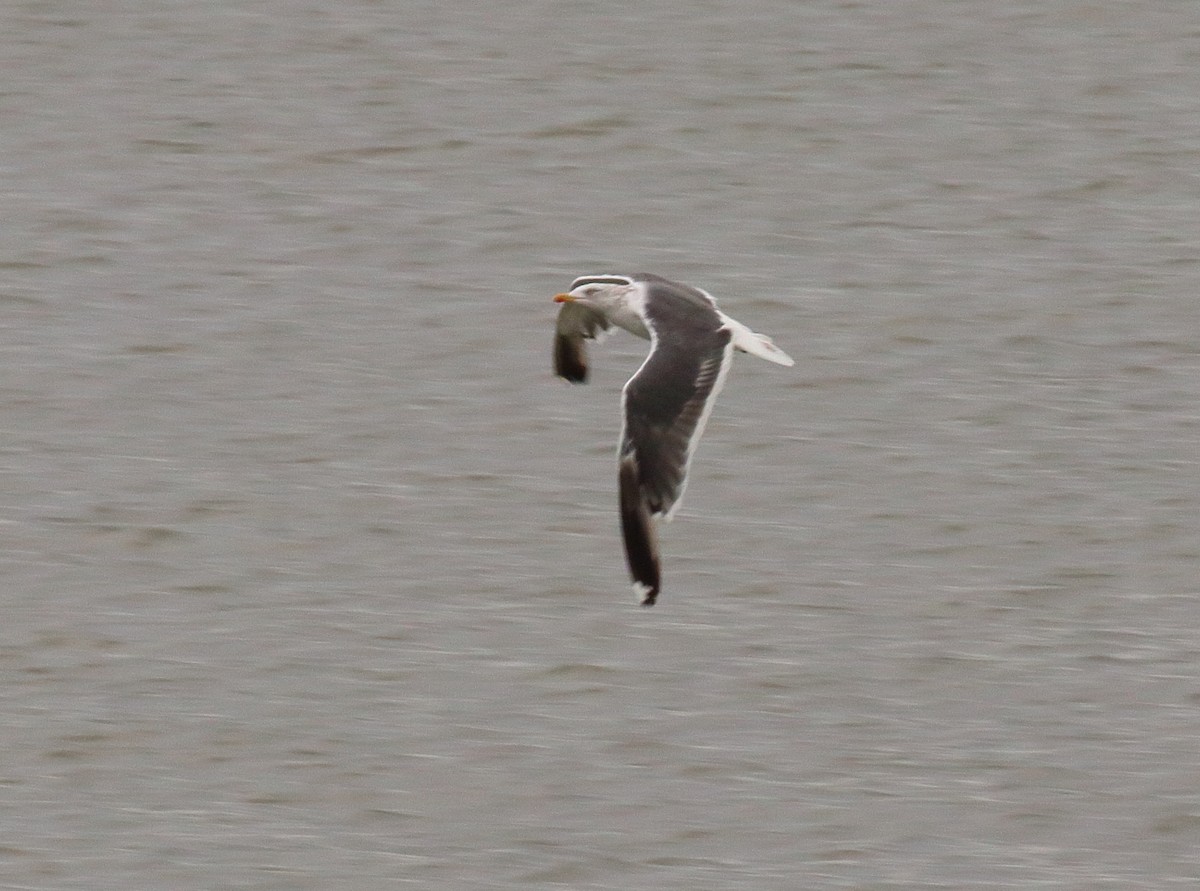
751,334,794,366
721,314,794,366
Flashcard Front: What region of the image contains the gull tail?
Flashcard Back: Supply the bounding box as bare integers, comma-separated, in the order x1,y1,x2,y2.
721,315,795,367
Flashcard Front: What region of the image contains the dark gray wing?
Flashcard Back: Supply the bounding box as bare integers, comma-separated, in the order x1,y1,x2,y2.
618,452,661,605
553,301,611,383
620,329,732,517
618,326,732,606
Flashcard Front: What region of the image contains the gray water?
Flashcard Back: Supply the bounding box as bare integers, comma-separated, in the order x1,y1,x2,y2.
4,2,1200,888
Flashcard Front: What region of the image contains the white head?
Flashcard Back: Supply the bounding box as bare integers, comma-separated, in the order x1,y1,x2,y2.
554,276,634,314
553,274,649,338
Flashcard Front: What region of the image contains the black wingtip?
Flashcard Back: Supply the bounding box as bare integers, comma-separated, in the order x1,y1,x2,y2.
619,455,661,606
553,334,588,383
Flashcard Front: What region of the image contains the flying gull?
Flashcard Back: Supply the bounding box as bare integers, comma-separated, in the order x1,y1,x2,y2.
552,272,793,606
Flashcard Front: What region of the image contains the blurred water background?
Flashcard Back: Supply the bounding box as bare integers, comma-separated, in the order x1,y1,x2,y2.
3,1,1199,888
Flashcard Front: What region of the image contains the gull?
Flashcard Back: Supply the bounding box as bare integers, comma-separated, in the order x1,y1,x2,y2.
553,273,793,605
